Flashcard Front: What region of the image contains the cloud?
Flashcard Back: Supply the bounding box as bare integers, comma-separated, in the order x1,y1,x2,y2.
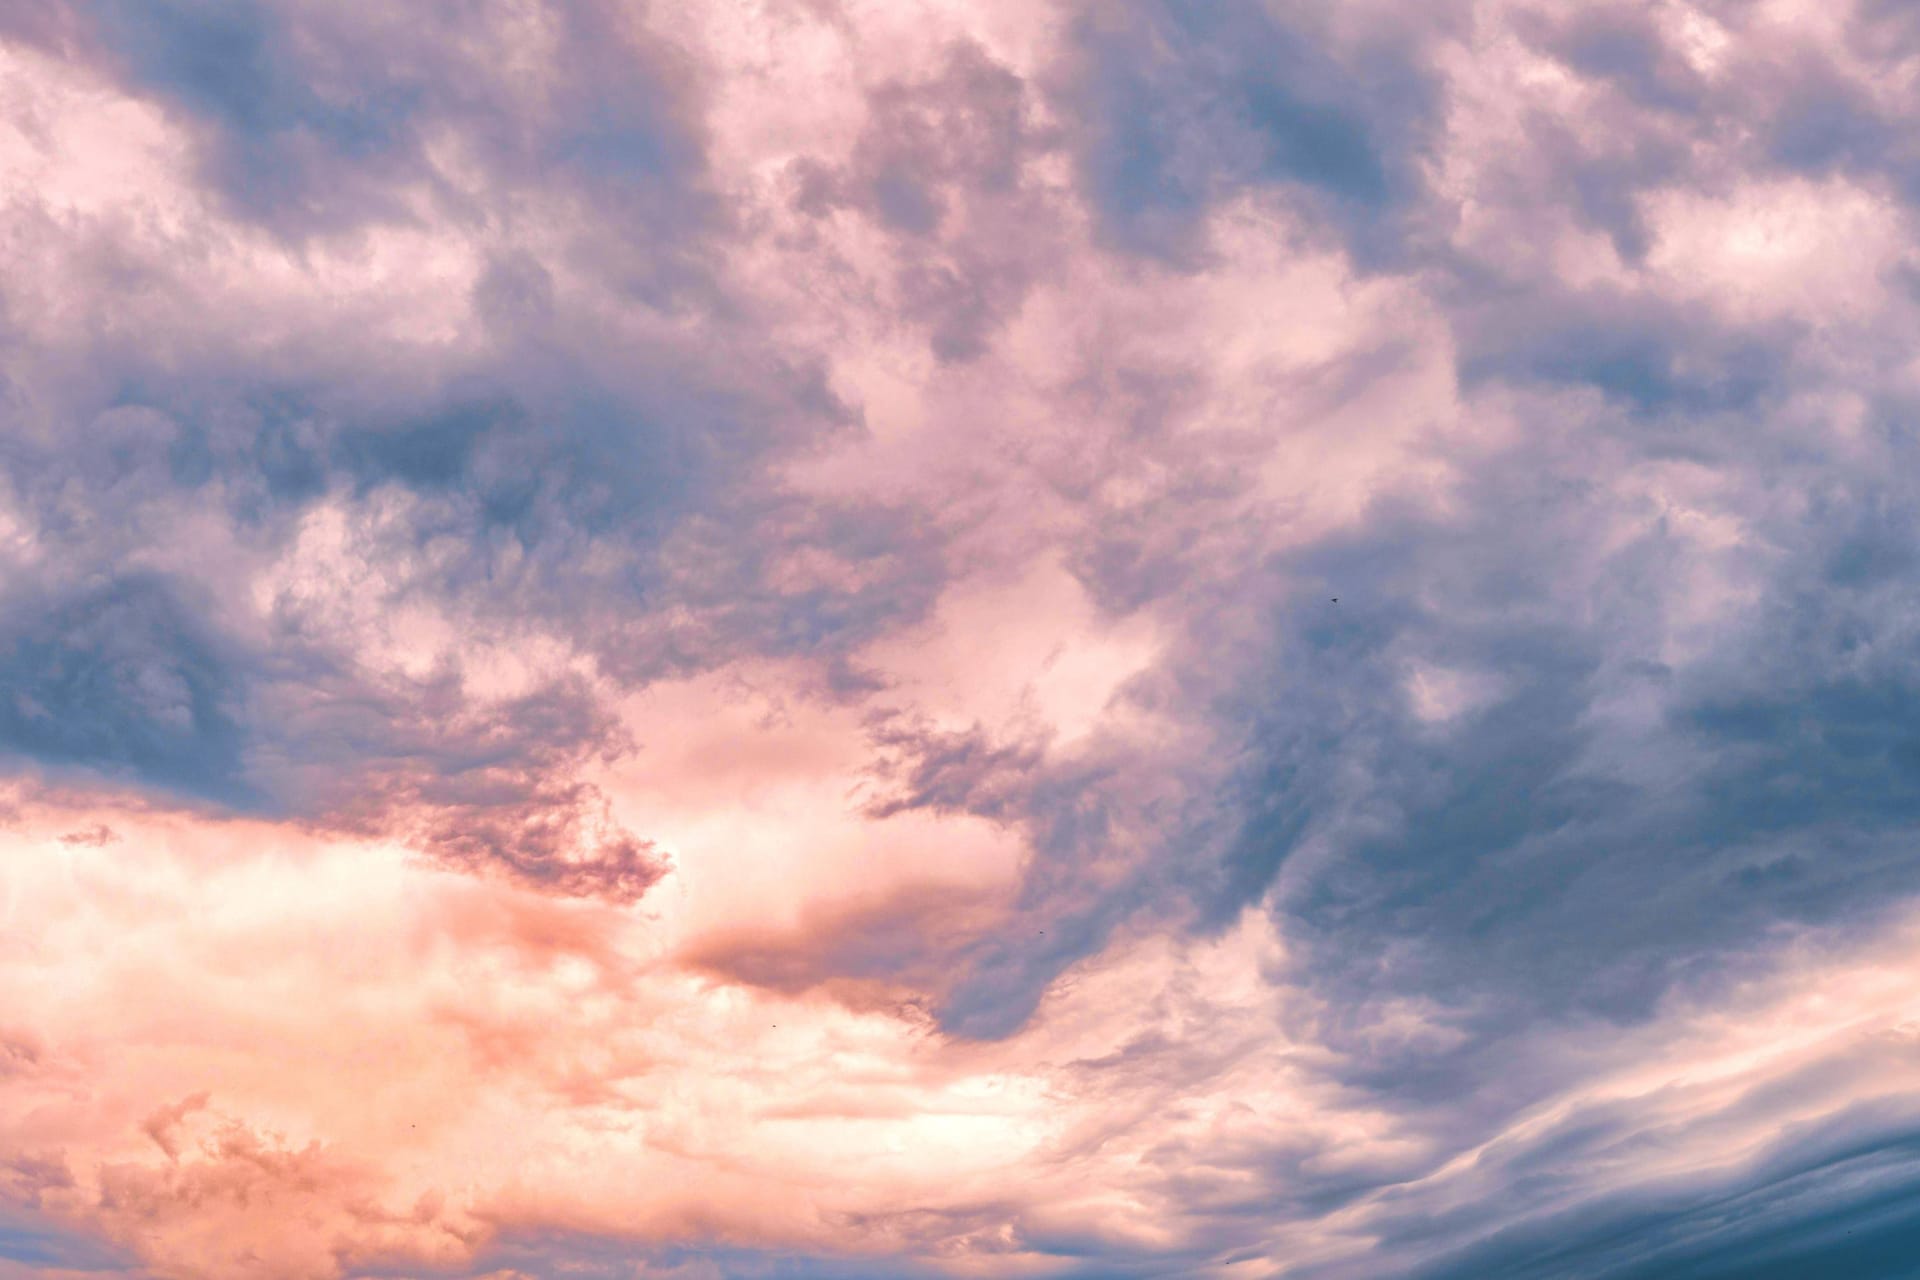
1054,0,1458,265
784,38,1058,362
0,573,254,806
6,0,1920,1276
52,0,715,257
0,3,928,895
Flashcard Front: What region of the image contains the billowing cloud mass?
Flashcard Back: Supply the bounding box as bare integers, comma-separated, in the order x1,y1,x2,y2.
4,1,1920,1276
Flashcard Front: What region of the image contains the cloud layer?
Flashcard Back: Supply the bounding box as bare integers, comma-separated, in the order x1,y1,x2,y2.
5,0,1920,1276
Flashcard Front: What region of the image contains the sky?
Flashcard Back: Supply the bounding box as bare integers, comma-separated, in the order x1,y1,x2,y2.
3,0,1920,1277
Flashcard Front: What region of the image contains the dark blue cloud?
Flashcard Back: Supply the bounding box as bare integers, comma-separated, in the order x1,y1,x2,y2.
54,0,715,250
0,572,256,807
1521,6,1706,116
1190,448,1920,1034
1450,280,1795,417
1755,52,1887,168
88,0,427,230
1402,1108,1920,1280
1057,0,1448,264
